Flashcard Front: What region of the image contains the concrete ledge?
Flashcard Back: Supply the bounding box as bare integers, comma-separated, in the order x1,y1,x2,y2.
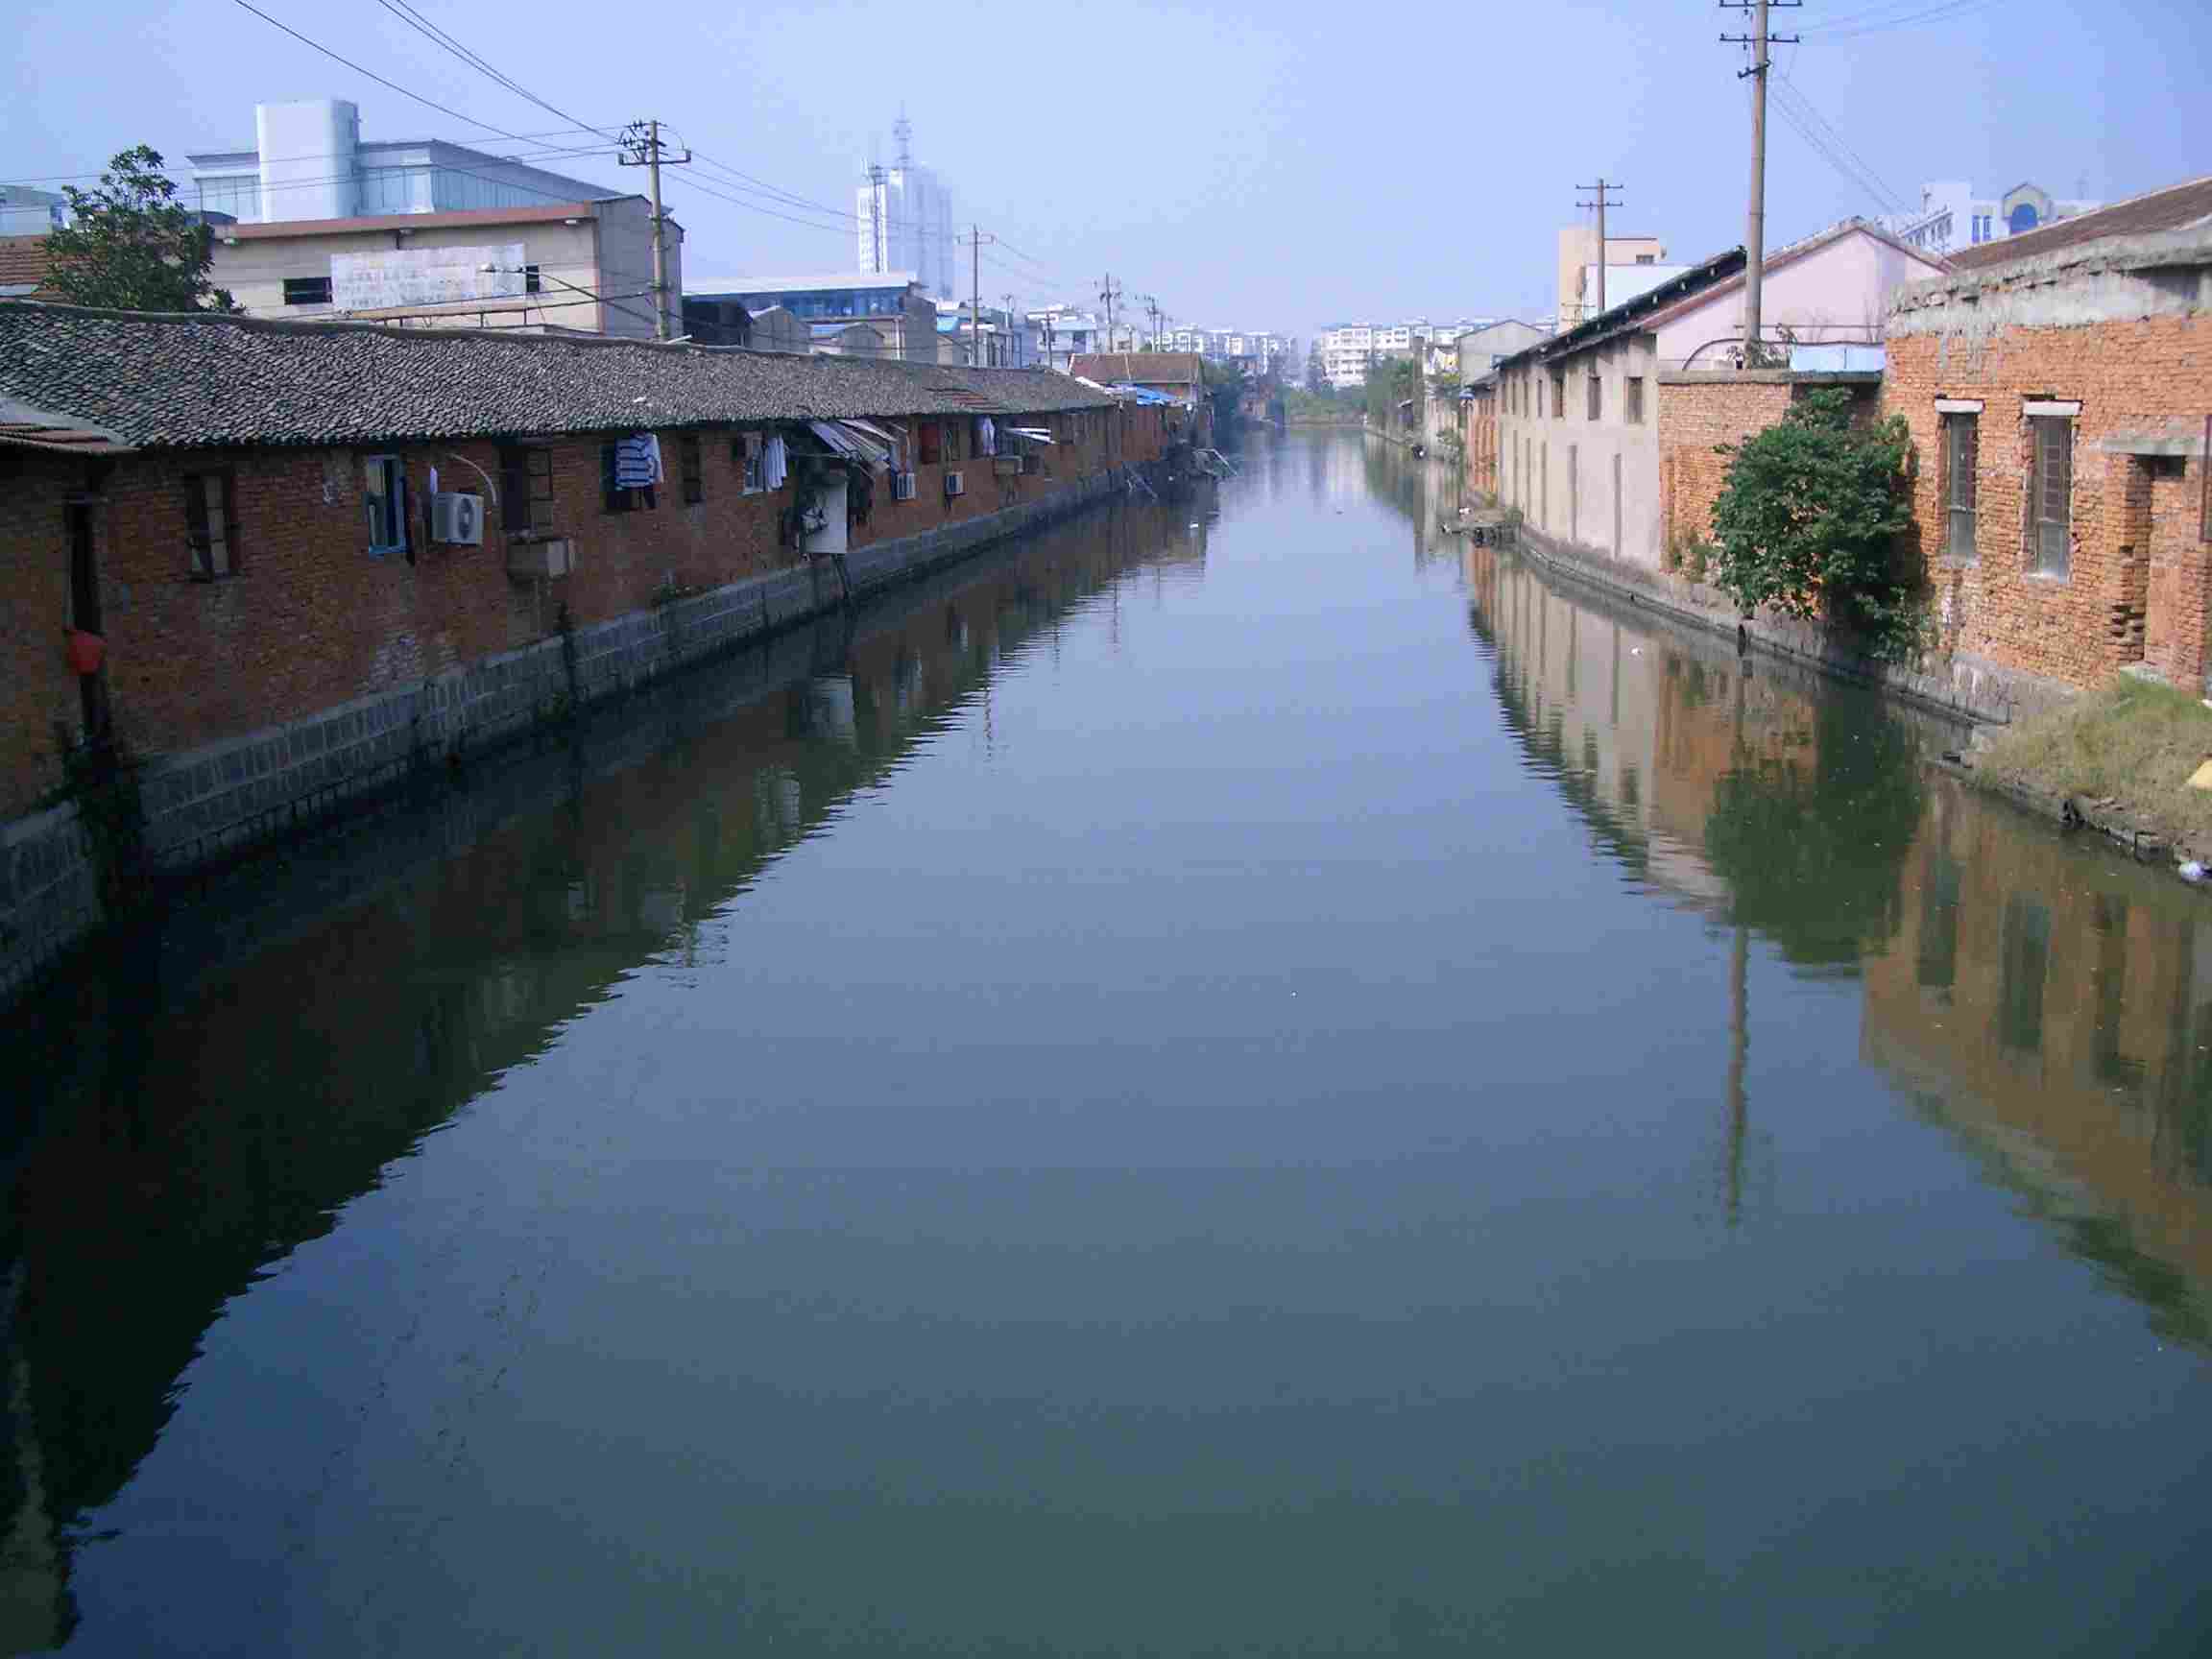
1508,525,2046,728
1657,369,1885,386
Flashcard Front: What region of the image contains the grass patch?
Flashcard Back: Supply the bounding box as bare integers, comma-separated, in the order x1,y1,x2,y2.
1978,674,2212,850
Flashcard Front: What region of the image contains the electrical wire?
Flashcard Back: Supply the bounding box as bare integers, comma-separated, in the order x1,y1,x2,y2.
371,0,616,143
1772,76,1909,213
228,0,543,142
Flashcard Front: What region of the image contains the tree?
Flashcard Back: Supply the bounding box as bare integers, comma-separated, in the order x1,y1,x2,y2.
1305,343,1326,392
45,145,237,314
1707,388,1918,657
1203,356,1248,430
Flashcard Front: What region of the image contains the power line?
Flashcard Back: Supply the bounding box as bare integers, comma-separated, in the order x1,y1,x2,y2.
370,0,615,142
1771,76,1909,212
228,0,541,142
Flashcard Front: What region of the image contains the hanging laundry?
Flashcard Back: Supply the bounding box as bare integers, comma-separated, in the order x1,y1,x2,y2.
975,416,996,456
614,432,662,490
762,433,789,491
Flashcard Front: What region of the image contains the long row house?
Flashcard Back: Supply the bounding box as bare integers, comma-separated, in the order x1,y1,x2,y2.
0,301,1173,987
1462,175,2212,711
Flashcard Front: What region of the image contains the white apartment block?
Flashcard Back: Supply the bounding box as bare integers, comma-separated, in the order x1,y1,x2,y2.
1887,179,2101,256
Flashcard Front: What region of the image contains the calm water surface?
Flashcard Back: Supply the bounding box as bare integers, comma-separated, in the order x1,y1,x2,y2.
6,432,2211,1655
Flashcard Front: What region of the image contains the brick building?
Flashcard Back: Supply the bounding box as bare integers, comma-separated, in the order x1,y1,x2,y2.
1887,179,2212,696
0,301,1162,827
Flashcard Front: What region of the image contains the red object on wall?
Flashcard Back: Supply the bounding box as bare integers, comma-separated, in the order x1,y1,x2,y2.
65,630,106,675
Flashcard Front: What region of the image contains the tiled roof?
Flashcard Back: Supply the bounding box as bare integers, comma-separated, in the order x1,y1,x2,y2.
1947,175,2212,270
1067,352,1205,387
0,301,1117,451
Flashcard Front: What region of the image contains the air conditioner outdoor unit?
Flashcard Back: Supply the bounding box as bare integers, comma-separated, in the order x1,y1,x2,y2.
892,470,917,501
432,491,484,544
944,470,965,498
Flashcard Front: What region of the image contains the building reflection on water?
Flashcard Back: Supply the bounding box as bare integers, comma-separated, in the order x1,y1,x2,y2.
1,442,2209,1648
0,496,1204,1650
1455,525,2212,1354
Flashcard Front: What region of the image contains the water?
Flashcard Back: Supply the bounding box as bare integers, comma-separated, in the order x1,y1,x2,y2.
5,431,2210,1656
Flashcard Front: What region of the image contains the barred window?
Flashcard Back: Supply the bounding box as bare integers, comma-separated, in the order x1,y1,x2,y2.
2028,415,2071,577
1942,413,1978,562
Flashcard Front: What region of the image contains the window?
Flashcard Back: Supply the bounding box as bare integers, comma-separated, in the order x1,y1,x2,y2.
736,431,765,492
2028,415,2072,576
498,444,555,536
183,470,236,579
600,442,656,513
1942,412,1978,561
918,421,944,466
1587,373,1601,421
364,455,407,554
1624,376,1645,424
1550,373,1565,420
679,433,704,505
524,264,542,295
945,420,964,464
283,276,332,306
1635,252,1656,265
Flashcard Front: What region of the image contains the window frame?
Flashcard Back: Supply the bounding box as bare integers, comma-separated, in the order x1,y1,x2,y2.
283,276,333,306
1624,376,1645,425
1941,411,1979,563
1550,372,1565,421
364,454,408,556
600,441,656,514
183,469,238,581
679,432,705,505
1586,372,1601,422
2027,412,2073,578
497,442,556,537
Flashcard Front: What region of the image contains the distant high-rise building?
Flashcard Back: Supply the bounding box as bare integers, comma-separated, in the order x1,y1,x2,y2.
854,112,954,301
1885,180,2103,256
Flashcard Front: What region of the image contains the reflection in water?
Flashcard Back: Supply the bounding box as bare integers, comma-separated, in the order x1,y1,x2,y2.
1456,525,2212,1356
1,434,2209,1655
0,497,1200,1649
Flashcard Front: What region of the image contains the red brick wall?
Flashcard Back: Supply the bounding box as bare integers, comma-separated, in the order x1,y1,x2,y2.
1657,379,1794,559
2,403,1149,820
0,455,83,816
1885,315,2211,689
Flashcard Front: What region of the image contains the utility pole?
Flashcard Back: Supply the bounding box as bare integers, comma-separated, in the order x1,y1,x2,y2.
1143,294,1163,350
958,226,997,366
1575,178,1623,320
865,163,887,275
1002,292,1018,367
619,119,691,340
1720,0,1799,364
1098,273,1122,352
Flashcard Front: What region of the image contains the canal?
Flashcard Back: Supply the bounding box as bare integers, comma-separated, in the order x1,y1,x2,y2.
4,429,2210,1655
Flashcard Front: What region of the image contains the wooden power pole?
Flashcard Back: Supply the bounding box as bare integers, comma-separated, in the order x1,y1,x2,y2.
1721,0,1799,363
619,119,691,340
1575,178,1623,320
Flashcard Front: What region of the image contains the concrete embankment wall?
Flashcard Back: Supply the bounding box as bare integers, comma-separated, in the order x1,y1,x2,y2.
1507,522,2076,731
0,469,1134,1002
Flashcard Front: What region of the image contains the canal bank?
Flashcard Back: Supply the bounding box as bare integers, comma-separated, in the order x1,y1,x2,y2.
10,430,2212,1658
0,301,1180,1003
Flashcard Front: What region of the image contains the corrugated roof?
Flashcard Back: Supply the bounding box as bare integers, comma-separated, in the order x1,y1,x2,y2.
0,301,1117,451
1067,352,1205,387
1946,175,2212,270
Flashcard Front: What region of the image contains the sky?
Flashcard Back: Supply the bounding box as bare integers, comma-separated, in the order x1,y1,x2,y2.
6,0,2210,345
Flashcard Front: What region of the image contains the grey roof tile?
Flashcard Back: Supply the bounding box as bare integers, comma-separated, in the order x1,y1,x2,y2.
0,301,1117,451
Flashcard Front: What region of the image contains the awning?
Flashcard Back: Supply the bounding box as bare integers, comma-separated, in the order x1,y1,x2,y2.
807,420,894,469
1007,426,1054,444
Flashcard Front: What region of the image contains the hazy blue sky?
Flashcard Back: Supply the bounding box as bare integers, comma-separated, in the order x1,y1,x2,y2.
7,0,2208,342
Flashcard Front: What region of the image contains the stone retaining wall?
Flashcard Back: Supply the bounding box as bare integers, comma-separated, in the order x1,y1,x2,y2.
0,469,1133,1001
